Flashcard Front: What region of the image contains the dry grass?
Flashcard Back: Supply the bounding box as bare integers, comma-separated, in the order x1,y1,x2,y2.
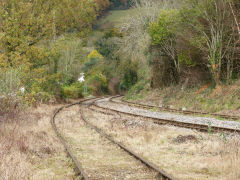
86,107,240,180
1,100,239,179
56,105,157,179
127,81,240,116
0,104,76,180
0,96,22,121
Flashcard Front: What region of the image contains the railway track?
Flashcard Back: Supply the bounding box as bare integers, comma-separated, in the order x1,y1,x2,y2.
51,97,176,180
110,96,240,121
92,97,240,134
51,98,97,180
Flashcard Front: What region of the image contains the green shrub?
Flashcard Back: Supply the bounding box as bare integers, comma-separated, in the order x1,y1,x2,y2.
126,79,149,99
149,9,180,46
119,62,138,91
27,91,53,104
62,83,83,99
103,28,123,39
95,37,120,59
178,51,196,67
87,73,108,95
82,58,99,73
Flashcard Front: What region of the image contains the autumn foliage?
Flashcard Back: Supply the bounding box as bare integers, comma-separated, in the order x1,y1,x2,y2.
0,0,111,104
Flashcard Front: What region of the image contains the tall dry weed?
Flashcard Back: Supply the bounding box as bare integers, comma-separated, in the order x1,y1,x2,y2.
0,122,29,180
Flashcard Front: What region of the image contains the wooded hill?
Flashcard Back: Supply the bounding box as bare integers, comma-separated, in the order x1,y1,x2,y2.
0,0,239,114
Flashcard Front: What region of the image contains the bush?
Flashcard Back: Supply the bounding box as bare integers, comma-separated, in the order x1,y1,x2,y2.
119,61,138,91
149,9,179,46
82,58,99,74
62,83,83,99
125,79,149,99
0,96,21,118
95,36,120,59
103,28,123,39
87,50,104,60
87,73,108,95
178,51,197,67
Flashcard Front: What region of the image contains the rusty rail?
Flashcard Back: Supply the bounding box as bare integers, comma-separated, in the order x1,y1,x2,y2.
51,96,240,180
51,98,99,180
110,96,240,121
80,100,177,180
92,97,240,134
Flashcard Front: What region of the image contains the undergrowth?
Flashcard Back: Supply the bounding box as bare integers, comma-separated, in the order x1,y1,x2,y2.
126,80,240,114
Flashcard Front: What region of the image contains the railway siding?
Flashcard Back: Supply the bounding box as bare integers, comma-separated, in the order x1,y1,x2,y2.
118,97,240,121
95,97,240,133
86,104,240,180
80,104,176,180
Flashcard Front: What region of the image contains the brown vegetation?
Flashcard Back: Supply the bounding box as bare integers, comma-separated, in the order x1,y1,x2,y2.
128,80,240,115
0,104,75,180
86,107,240,179
56,105,157,179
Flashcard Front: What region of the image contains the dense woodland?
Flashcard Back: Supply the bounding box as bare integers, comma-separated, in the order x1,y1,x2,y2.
0,0,239,114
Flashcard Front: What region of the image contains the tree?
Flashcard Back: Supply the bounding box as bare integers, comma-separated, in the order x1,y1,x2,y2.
55,0,97,34
0,0,106,98
181,0,236,84
149,9,181,83
0,0,53,68
229,0,240,38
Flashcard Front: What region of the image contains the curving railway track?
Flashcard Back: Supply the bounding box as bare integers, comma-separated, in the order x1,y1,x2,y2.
51,98,95,180
51,97,176,180
92,96,240,134
110,96,240,121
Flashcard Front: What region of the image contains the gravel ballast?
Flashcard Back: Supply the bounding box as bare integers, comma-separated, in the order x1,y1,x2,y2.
96,98,240,131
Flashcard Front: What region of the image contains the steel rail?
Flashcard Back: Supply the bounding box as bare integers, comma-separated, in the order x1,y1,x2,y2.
51,98,99,180
89,106,116,116
80,101,177,180
92,98,240,134
110,96,240,121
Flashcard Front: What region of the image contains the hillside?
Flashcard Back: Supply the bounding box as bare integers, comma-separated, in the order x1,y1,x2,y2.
0,0,240,179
